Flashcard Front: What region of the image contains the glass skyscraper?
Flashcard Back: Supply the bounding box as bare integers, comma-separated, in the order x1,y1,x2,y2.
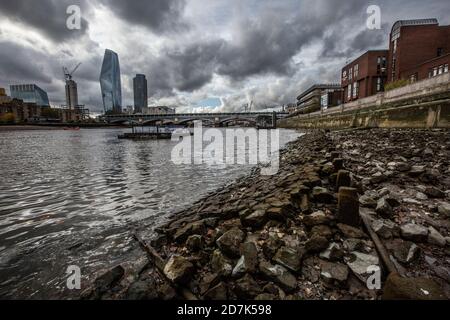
133,74,148,114
10,84,50,107
100,49,122,114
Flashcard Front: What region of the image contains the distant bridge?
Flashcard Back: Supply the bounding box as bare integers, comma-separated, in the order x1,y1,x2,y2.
101,112,289,127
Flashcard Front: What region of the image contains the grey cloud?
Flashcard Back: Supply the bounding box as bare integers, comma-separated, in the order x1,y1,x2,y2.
0,0,90,42
141,0,368,97
99,0,188,33
0,41,53,84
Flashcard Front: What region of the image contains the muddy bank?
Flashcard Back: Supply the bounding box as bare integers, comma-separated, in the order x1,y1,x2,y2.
83,128,450,300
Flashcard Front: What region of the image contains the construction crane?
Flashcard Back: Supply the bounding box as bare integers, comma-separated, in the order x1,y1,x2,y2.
63,62,81,81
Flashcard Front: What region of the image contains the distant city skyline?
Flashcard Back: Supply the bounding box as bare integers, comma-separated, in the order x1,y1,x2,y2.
0,0,449,113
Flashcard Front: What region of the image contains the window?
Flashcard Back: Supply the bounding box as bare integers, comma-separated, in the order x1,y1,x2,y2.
377,77,383,91
342,70,347,81
354,64,359,78
437,48,444,57
433,67,438,76
445,64,449,73
438,65,443,75
352,82,359,98
349,67,353,81
393,39,398,53
347,84,352,100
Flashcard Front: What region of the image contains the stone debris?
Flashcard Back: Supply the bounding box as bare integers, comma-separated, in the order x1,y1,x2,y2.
400,223,429,243
84,129,450,300
163,255,195,285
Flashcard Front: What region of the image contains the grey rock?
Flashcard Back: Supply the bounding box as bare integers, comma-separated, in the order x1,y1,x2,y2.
372,219,399,239
400,223,429,242
259,261,297,292
382,273,446,300
428,227,446,247
232,256,246,278
376,198,393,218
437,203,450,217
416,192,428,200
240,242,258,273
409,166,425,176
211,249,233,277
305,234,329,253
240,209,267,228
337,223,368,239
234,274,263,299
347,252,379,279
303,210,329,227
320,261,349,285
359,195,377,208
126,280,158,300
371,171,387,184
186,235,203,252
216,228,245,257
425,186,445,199
273,246,304,272
203,282,228,300
173,220,205,243
163,255,195,285
320,242,344,261
385,239,421,264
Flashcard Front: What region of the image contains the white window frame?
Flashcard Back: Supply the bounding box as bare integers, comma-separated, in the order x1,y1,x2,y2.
352,82,358,98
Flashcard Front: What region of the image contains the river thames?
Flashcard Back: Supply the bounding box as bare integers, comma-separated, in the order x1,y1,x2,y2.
0,127,301,299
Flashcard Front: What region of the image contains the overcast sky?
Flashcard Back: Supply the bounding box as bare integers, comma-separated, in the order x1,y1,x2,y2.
0,0,448,113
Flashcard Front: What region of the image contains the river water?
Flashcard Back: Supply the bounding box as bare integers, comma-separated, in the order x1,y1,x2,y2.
0,127,300,299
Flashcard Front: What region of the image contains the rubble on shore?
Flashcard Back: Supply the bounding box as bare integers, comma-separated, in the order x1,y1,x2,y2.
82,128,450,300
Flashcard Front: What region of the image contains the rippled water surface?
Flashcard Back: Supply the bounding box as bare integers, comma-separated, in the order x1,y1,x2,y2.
0,128,300,298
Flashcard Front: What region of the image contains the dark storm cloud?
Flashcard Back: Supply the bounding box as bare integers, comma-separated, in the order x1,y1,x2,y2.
99,0,188,32
321,24,388,59
144,40,224,97
142,0,369,96
0,41,53,84
0,0,89,42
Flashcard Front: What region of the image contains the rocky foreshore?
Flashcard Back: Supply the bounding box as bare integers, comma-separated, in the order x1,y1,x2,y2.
82,128,450,300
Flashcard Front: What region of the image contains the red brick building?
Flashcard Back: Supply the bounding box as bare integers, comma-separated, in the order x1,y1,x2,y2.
388,19,450,83
341,50,388,103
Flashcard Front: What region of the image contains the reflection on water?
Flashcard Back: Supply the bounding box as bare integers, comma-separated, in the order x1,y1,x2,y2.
0,128,300,299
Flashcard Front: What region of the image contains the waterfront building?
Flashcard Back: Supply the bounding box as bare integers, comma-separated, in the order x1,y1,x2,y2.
143,106,176,115
296,84,343,114
100,49,122,114
388,19,450,83
0,100,82,124
9,84,50,107
341,50,389,103
133,74,148,114
0,87,12,105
